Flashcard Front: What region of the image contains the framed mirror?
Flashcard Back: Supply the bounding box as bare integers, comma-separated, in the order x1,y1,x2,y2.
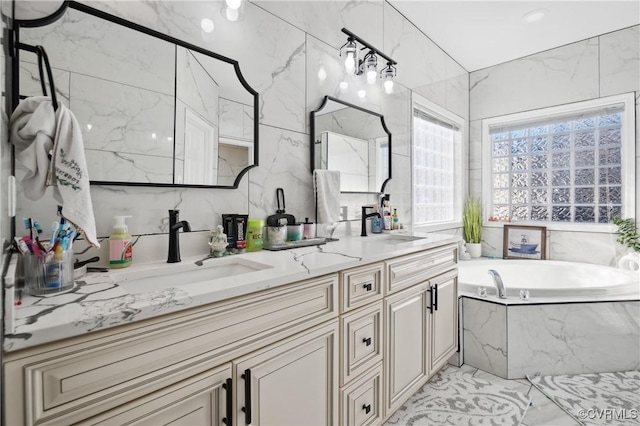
310,96,391,193
14,0,258,188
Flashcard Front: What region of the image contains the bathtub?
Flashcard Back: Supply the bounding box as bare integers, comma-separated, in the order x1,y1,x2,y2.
458,259,639,299
457,259,640,379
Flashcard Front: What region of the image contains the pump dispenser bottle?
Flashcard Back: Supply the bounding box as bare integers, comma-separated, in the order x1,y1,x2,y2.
109,216,133,268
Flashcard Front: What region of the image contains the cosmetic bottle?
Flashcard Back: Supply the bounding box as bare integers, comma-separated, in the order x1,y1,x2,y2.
109,216,133,268
392,208,399,230
371,207,383,233
382,195,392,231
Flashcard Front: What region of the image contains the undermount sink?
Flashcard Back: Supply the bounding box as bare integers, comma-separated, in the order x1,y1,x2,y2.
379,234,427,242
113,256,273,295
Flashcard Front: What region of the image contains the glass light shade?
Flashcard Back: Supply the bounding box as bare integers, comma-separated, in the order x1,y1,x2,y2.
339,81,348,90
384,79,394,94
344,53,356,73
357,89,366,99
200,18,214,33
366,69,376,85
226,0,242,10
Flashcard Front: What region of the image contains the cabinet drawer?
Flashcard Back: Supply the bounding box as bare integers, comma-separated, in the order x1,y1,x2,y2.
9,274,337,426
80,363,232,425
340,363,383,426
340,302,383,386
386,244,457,294
340,263,384,313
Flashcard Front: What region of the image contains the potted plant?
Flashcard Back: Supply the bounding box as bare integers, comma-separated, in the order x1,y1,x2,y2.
612,217,640,271
463,197,483,258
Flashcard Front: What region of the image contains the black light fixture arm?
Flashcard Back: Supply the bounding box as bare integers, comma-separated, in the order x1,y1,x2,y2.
341,28,397,65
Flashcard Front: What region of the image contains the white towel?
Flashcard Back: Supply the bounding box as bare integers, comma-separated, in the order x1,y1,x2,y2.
314,169,341,224
10,96,56,201
11,96,100,248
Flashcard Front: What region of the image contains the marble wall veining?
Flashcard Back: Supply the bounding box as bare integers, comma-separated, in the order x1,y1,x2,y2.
6,0,469,262
462,298,640,379
469,25,640,265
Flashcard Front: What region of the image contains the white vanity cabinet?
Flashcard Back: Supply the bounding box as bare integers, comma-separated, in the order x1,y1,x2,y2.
3,274,338,426
4,239,459,426
234,321,338,426
384,243,458,417
338,262,385,426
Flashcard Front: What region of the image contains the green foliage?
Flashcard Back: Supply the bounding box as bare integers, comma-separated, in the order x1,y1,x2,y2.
463,197,482,244
612,217,640,252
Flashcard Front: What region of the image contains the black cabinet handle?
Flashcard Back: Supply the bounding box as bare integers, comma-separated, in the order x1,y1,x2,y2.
434,283,439,311
363,404,371,414
427,287,433,313
362,337,372,346
222,378,232,425
363,283,372,291
241,369,252,424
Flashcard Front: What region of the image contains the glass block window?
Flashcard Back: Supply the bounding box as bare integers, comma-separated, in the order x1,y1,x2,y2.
487,100,631,225
413,103,463,226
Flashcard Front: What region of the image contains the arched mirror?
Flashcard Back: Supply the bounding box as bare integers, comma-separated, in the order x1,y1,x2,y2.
13,1,258,188
310,96,391,193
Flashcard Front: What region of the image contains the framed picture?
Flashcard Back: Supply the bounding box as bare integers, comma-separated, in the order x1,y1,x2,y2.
503,225,547,260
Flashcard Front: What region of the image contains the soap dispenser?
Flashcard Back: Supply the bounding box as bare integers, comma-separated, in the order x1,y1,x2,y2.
109,216,133,268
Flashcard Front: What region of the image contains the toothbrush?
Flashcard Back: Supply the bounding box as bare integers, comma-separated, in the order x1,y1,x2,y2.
22,218,33,240
33,221,46,252
48,221,59,251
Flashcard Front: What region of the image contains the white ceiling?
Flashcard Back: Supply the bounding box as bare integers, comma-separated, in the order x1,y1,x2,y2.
388,1,640,72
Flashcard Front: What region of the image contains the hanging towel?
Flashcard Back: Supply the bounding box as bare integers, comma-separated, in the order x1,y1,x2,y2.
10,96,56,201
314,169,341,224
11,96,100,248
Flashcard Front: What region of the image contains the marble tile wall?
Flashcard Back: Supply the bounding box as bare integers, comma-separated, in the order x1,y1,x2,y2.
7,0,469,262
469,25,640,265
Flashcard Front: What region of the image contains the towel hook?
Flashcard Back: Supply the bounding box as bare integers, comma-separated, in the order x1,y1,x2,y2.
16,43,59,111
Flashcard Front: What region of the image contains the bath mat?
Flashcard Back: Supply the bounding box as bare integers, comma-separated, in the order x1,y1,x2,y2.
528,371,640,426
385,366,531,425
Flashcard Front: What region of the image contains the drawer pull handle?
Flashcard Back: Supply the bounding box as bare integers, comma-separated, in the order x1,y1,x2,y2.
434,283,439,311
362,337,372,346
363,283,373,291
427,287,434,313
222,378,232,425
241,369,252,424
363,404,371,414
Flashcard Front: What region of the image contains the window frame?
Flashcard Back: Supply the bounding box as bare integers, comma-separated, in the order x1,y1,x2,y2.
412,93,465,232
481,92,636,232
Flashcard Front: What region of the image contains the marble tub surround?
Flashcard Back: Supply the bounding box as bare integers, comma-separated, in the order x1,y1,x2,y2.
462,297,640,379
4,232,459,352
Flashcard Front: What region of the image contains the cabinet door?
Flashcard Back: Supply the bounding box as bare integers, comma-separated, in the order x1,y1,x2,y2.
81,363,232,426
385,284,428,413
235,321,338,426
430,271,458,373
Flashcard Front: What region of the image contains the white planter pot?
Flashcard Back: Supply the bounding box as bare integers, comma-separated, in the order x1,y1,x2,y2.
618,252,640,271
466,242,482,258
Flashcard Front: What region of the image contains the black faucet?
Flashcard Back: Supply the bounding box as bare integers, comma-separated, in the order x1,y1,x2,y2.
168,209,191,263
361,206,381,237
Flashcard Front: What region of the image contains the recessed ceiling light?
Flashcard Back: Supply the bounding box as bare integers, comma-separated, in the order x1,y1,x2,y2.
522,8,549,24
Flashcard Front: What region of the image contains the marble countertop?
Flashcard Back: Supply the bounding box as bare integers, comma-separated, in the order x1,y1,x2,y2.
4,232,459,352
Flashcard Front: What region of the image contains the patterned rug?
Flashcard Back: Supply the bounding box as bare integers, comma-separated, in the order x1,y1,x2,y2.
528,371,640,426
385,366,531,425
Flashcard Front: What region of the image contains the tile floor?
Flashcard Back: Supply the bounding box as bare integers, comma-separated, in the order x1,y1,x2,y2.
429,364,580,426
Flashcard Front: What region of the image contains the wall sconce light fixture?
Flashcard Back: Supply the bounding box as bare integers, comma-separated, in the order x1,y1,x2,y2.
339,28,398,94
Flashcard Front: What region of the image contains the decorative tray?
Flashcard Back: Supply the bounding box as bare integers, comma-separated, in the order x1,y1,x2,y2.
263,237,338,251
